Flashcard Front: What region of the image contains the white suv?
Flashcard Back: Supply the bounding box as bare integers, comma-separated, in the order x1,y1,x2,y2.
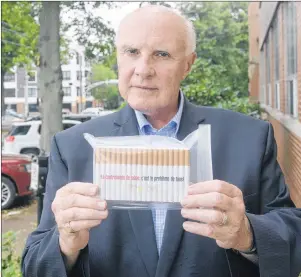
2,120,81,156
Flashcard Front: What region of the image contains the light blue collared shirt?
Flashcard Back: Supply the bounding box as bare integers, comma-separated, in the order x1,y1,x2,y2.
134,91,184,254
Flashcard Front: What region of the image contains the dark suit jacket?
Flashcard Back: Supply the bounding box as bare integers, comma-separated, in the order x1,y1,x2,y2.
22,99,301,277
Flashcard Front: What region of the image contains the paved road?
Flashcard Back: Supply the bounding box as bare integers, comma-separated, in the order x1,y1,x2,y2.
2,199,38,256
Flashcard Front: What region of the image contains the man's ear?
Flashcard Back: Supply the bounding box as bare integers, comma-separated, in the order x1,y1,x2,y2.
182,52,197,80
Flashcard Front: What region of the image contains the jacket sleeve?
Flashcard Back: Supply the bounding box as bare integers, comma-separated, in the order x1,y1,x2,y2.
247,122,301,277
21,135,91,277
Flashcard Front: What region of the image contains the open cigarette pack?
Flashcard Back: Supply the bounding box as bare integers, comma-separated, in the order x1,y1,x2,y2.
84,125,212,210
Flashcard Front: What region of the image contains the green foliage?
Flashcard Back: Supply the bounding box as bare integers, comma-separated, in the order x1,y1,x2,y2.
1,2,39,72
60,2,116,62
2,231,22,277
90,63,120,109
179,2,255,115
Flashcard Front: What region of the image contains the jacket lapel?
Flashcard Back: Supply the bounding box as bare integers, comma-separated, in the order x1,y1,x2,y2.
156,99,206,277
113,104,159,277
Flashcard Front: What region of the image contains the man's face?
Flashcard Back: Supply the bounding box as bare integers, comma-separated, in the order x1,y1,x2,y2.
116,11,196,115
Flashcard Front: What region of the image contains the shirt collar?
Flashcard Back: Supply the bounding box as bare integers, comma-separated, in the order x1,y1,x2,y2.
134,90,184,133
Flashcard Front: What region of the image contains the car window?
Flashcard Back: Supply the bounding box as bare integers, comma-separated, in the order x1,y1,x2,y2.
63,123,75,130
38,125,41,134
9,125,31,136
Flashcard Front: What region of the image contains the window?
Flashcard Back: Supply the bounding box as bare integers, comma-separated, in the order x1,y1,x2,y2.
29,104,39,112
284,2,298,117
4,88,16,97
275,83,280,110
77,87,81,96
260,50,266,104
62,71,71,80
9,125,30,136
265,36,271,106
77,71,82,81
28,87,37,97
63,87,71,96
63,123,76,130
4,72,15,82
272,11,280,110
76,53,82,65
28,71,37,82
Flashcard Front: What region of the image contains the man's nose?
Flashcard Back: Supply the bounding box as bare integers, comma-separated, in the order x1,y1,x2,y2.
134,56,155,79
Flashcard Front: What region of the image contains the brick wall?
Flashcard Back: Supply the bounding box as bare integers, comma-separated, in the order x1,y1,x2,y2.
267,115,301,207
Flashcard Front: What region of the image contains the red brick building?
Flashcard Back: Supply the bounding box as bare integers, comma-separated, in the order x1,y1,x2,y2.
248,2,301,207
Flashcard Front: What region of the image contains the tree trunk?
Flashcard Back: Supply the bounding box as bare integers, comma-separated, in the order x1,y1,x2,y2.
39,2,63,153
1,68,5,117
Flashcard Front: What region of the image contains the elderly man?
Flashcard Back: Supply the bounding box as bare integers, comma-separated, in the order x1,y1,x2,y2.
22,5,301,277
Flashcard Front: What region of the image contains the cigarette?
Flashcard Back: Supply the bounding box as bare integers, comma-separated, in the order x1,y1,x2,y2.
121,149,126,201
168,149,173,202
115,148,121,200
179,150,184,202
184,149,190,198
131,149,137,201
152,150,158,202
147,149,152,201
142,150,148,201
137,149,142,201
173,149,179,202
126,148,132,201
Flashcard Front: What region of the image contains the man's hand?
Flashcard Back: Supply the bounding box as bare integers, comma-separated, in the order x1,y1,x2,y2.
180,180,253,252
51,182,108,258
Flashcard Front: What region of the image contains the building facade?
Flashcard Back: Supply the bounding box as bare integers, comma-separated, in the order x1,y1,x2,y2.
3,49,94,115
248,1,301,207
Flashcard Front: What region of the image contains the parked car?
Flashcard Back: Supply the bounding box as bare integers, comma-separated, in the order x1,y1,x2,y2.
2,119,81,156
81,107,104,115
63,113,98,122
1,153,33,209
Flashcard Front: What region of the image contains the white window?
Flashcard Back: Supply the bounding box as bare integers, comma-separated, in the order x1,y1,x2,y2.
62,71,71,80
275,83,280,110
63,87,71,96
265,36,271,106
28,87,37,97
286,79,298,117
260,50,266,104
284,2,298,117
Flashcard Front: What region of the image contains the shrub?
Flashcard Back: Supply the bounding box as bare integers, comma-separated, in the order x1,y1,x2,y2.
2,231,22,277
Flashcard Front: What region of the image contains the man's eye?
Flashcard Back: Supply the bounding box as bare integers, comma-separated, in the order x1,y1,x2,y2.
156,51,170,58
126,49,139,55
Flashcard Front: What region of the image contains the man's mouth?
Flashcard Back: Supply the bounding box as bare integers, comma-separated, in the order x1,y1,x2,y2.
132,86,158,90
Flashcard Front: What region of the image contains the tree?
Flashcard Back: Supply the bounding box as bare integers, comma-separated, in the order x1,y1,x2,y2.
179,2,255,113
1,2,39,116
38,2,115,152
39,2,63,153
90,63,119,110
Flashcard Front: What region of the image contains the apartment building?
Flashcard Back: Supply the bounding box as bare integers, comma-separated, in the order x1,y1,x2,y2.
248,1,301,206
3,49,94,115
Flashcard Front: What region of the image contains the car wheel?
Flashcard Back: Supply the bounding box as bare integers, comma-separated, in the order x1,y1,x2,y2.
2,176,17,209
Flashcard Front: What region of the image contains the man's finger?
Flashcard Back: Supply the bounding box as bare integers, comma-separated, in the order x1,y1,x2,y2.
181,208,225,225
183,221,215,238
181,192,232,210
57,194,107,211
67,219,102,232
57,208,108,225
188,180,242,198
58,182,99,197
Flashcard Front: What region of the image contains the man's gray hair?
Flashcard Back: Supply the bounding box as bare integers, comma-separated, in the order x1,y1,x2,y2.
115,5,196,55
